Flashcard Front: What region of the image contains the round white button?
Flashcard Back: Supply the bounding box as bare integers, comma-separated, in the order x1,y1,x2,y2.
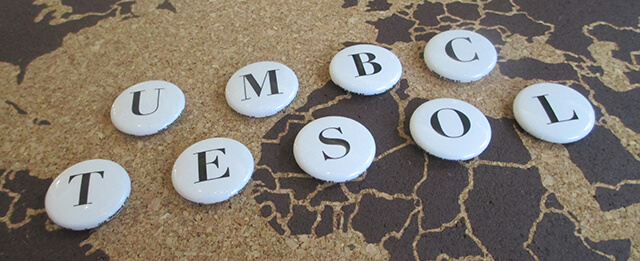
293,116,376,182
424,30,497,82
45,159,131,230
172,137,254,204
329,44,402,95
111,80,185,136
225,61,298,117
410,98,492,161
513,83,595,144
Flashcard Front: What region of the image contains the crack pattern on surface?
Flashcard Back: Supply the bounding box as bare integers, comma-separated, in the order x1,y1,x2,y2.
256,0,638,260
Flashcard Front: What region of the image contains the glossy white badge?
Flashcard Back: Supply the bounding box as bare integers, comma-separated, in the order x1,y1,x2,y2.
111,80,185,136
330,44,402,95
293,116,376,182
410,98,492,161
45,159,131,230
172,138,254,204
424,30,497,82
226,61,298,117
513,83,595,144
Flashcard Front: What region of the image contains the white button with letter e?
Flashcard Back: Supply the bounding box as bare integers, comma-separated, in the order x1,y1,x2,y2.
293,116,376,182
111,80,185,136
172,137,254,204
226,61,298,117
424,30,497,82
513,83,595,144
330,44,402,95
410,98,492,161
45,159,131,230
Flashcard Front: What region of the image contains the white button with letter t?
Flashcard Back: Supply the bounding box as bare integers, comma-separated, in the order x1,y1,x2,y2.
513,83,595,144
111,80,185,136
45,159,131,230
225,61,298,118
172,137,254,204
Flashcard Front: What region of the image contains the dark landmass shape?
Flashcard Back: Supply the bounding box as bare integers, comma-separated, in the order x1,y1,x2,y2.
595,184,640,211
530,213,610,260
0,0,133,84
564,125,640,186
466,165,546,261
0,170,109,260
351,194,414,243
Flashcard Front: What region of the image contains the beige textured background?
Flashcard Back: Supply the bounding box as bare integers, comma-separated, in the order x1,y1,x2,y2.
1,0,638,260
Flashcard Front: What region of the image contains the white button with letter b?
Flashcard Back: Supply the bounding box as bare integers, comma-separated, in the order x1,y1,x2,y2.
172,137,254,204
330,44,402,95
513,83,595,144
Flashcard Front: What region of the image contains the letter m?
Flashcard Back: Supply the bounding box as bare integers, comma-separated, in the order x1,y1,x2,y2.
241,69,283,101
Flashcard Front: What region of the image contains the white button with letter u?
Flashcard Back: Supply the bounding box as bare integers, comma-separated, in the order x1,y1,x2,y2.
110,80,185,136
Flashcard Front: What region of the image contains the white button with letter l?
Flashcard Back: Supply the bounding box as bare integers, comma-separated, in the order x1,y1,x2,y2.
424,30,497,82
45,159,131,230
225,61,298,118
111,80,185,136
410,98,492,161
330,44,402,95
513,83,595,144
172,137,254,204
293,116,376,182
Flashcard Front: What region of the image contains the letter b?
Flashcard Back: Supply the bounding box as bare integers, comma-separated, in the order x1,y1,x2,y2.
351,53,382,77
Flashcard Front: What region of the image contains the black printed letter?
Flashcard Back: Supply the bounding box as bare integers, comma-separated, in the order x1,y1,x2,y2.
430,108,472,138
534,95,579,124
350,53,382,77
445,37,479,63
68,171,105,206
319,127,351,160
241,70,283,100
131,88,163,116
194,148,230,183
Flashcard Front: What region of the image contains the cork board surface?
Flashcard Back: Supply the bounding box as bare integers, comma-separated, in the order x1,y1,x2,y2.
1,0,639,260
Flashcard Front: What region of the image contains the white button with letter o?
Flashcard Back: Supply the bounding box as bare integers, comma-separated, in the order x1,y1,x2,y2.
294,116,376,182
330,44,402,95
424,30,497,82
172,137,254,204
410,98,492,161
111,80,185,136
513,83,595,144
45,159,131,230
